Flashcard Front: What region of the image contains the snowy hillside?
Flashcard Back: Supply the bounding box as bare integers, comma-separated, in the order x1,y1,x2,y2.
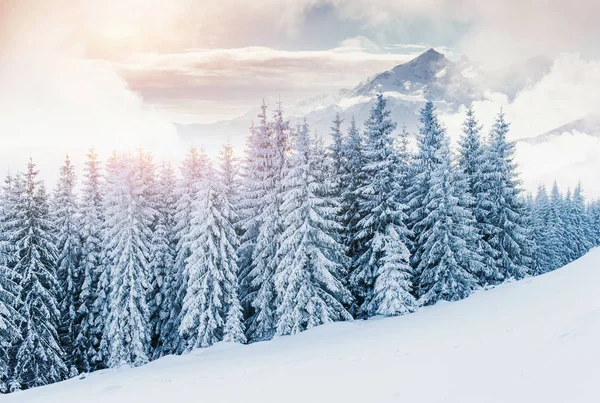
9,249,600,403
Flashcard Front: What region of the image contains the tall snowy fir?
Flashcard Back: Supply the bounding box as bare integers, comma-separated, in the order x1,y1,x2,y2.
407,102,446,273
240,102,289,341
148,163,178,358
531,184,563,274
52,156,81,375
12,160,67,389
457,106,498,284
562,183,593,261
170,147,207,353
340,116,366,314
478,111,532,280
350,95,416,317
76,148,104,372
179,158,245,348
413,131,482,305
328,113,346,196
0,174,23,393
102,152,154,367
275,120,351,335
217,144,246,344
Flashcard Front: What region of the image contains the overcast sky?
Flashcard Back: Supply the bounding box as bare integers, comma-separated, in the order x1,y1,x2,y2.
1,0,600,194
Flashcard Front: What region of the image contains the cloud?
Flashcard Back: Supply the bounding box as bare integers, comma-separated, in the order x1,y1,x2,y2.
112,45,422,122
0,0,182,184
439,53,600,197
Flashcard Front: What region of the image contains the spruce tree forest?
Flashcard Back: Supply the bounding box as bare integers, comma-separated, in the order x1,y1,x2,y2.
1,97,599,393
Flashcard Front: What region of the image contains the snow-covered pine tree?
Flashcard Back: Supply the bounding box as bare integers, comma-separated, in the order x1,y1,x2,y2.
563,183,593,261
531,184,562,274
76,148,104,372
0,174,23,393
413,123,482,305
457,105,498,284
179,156,246,348
328,113,345,194
102,152,154,367
148,162,178,359
170,147,208,353
350,95,416,317
549,182,570,268
12,159,67,389
588,200,600,247
340,116,367,314
573,183,595,253
407,101,446,273
274,120,351,335
241,102,289,341
52,156,81,376
94,151,120,367
478,111,532,280
238,117,271,316
217,144,246,344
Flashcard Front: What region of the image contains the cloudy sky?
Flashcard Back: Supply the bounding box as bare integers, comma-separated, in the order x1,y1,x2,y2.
1,0,600,193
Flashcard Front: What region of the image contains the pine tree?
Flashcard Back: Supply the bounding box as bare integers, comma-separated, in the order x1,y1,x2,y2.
340,116,367,314
274,120,351,335
549,182,570,268
564,183,592,260
240,102,289,341
478,111,532,280
0,174,23,393
170,147,207,353
414,134,481,305
179,157,246,348
328,113,345,193
52,156,81,375
12,160,67,388
218,144,246,344
457,105,498,284
408,101,446,272
148,163,178,359
77,148,104,372
351,95,416,317
531,184,562,274
102,152,154,367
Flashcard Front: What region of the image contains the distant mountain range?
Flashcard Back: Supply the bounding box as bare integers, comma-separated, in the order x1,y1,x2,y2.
521,114,600,145
175,48,556,148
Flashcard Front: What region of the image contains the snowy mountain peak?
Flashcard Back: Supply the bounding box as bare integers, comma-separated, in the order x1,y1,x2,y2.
349,48,469,106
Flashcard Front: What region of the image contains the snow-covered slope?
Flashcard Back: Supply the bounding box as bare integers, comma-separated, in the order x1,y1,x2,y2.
8,249,600,403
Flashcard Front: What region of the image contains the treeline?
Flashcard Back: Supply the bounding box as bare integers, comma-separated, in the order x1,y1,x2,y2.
0,96,597,392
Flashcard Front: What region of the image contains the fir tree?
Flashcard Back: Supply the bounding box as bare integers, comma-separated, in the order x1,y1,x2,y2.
102,152,154,367
77,148,104,372
241,102,289,341
531,184,562,274
12,160,67,388
340,116,367,314
408,101,446,272
218,144,246,344
52,156,81,375
457,105,498,284
170,147,208,353
478,111,532,280
0,174,23,393
274,120,351,335
179,159,246,348
351,95,416,317
148,163,178,358
414,134,481,305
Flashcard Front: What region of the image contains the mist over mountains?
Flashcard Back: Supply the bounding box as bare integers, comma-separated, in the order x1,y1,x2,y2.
176,48,554,146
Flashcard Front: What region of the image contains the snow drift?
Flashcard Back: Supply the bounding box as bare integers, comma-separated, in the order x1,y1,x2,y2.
7,248,600,403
